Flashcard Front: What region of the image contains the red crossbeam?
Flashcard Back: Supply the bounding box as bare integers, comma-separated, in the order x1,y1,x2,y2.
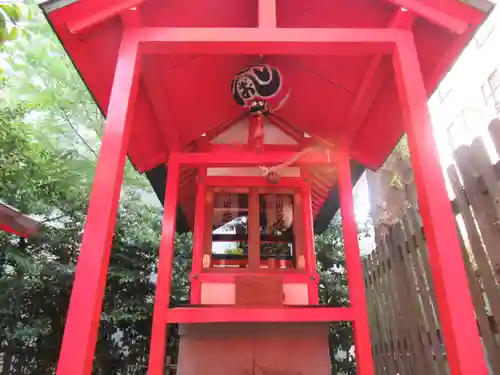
177,150,341,166
129,27,401,55
166,307,353,323
194,272,313,284
204,176,305,188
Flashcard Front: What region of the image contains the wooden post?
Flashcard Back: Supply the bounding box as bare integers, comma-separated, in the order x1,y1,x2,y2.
204,188,214,268
338,156,374,375
56,35,140,375
148,156,181,375
248,188,261,270
293,190,305,269
393,32,488,375
190,169,207,304
301,176,318,304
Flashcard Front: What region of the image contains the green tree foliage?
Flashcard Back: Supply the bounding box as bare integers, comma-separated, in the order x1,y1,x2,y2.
0,2,24,43
0,101,170,374
0,2,147,191
316,216,357,374
0,104,86,374
0,3,357,375
0,105,89,216
0,105,195,373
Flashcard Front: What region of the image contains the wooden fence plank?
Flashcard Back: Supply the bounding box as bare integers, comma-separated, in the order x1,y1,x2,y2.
364,119,500,374
398,220,442,375
386,230,414,375
488,118,500,161
363,259,376,370
455,146,500,283
365,255,381,375
405,205,448,371
389,225,428,375
363,258,385,375
379,236,412,375
457,223,500,374
470,137,500,221
370,252,394,375
401,215,448,375
370,250,390,375
373,243,400,374
447,165,500,323
447,164,500,372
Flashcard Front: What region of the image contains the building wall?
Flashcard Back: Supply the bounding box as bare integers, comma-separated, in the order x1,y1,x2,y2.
428,7,500,170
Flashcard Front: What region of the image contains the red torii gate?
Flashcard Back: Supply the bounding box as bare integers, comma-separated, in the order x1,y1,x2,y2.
41,0,493,374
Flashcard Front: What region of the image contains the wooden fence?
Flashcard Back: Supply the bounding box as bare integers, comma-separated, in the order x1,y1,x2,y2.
124,357,177,374
363,119,500,375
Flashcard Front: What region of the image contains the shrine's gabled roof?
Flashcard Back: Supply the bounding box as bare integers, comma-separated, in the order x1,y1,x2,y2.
40,0,493,233
0,203,40,237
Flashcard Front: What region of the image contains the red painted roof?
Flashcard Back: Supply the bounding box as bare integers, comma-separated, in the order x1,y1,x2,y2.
41,0,491,230
0,203,40,237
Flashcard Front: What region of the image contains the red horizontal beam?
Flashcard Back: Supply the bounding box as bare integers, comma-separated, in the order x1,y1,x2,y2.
382,0,474,33
166,307,353,323
129,27,401,55
199,144,303,152
211,259,293,266
204,176,304,188
195,272,312,284
176,149,342,167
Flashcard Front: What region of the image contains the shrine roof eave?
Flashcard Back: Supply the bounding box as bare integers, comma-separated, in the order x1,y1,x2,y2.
39,0,494,233
0,203,41,238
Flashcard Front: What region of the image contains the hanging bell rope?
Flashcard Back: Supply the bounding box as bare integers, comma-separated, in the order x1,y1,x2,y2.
268,89,291,114
260,146,325,183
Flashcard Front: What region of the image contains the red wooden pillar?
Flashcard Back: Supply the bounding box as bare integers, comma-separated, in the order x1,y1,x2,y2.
248,187,261,270
338,156,374,375
190,169,207,304
56,36,140,375
148,155,181,375
393,33,488,375
301,178,319,304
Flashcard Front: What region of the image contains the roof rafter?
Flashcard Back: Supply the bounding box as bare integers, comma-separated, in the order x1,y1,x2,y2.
192,111,247,150
121,10,182,153
258,0,277,29
270,115,336,151
340,9,415,150
65,0,146,34
142,58,182,152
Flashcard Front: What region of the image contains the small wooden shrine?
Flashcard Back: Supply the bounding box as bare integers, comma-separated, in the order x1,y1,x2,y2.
40,0,493,374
